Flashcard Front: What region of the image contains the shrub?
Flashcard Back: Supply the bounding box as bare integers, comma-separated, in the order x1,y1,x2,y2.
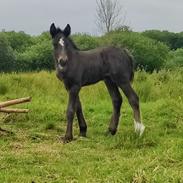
2,31,33,53
0,30,171,72
0,33,16,72
165,48,183,69
100,31,169,72
142,30,183,50
16,38,54,71
72,34,99,50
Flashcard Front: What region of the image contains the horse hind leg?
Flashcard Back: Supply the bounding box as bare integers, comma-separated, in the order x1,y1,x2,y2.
104,79,122,135
119,82,145,136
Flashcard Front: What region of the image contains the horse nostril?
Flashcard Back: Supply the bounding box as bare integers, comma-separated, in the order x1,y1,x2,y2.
58,59,67,66
58,59,61,64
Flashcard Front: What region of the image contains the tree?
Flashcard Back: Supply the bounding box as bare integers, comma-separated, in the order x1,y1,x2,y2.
100,31,169,72
96,0,125,33
165,48,183,69
16,34,54,71
142,30,183,50
0,33,15,72
3,31,33,53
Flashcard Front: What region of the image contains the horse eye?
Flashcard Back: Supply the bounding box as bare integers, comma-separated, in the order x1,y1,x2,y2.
53,43,58,48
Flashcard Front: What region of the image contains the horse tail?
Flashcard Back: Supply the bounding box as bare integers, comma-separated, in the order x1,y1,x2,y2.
129,53,135,82
124,49,135,82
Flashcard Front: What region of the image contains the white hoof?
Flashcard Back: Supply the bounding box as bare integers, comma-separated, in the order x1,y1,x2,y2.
134,120,145,136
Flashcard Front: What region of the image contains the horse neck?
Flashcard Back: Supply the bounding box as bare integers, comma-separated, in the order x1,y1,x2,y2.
66,40,78,59
66,46,76,60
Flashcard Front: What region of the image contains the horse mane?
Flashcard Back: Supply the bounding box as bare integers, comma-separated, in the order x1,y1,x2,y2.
67,37,79,50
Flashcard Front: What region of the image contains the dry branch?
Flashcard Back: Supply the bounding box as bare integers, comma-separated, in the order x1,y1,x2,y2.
0,97,31,113
0,108,29,113
0,97,31,108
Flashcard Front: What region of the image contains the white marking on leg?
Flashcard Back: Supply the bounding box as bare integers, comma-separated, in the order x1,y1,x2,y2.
134,120,145,136
139,123,145,136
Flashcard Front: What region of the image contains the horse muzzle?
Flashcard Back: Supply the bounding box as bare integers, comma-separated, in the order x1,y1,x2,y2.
58,59,67,67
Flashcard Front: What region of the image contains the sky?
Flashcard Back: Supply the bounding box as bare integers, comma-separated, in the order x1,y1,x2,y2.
0,0,182,35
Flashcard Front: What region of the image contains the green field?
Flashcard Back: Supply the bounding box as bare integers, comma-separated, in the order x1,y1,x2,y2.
0,70,183,183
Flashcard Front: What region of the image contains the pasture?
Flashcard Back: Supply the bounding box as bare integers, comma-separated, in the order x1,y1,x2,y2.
0,70,183,182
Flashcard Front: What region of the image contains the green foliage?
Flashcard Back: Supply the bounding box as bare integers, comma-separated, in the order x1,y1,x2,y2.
15,32,54,71
0,82,8,95
72,34,99,50
142,30,183,50
101,31,169,72
0,29,180,73
0,33,16,72
0,31,54,72
2,31,33,52
16,39,54,71
134,69,183,102
165,48,183,69
0,70,183,182
32,31,51,44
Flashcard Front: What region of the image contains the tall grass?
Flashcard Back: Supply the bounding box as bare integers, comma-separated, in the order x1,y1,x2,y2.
0,70,182,182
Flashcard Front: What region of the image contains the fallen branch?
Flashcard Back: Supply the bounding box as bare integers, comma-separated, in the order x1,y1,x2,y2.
0,108,29,113
0,97,31,113
0,97,31,108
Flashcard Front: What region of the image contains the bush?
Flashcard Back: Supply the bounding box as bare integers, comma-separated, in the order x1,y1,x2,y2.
15,32,54,71
2,31,33,53
142,30,183,50
0,30,171,72
100,31,169,72
72,34,99,50
165,48,183,69
16,39,54,71
0,33,16,72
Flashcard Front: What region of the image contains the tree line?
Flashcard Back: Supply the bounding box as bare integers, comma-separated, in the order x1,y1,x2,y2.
0,29,183,73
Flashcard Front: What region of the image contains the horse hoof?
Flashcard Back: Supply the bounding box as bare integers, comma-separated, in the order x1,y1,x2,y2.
109,129,117,135
105,129,117,136
59,136,73,143
79,132,87,137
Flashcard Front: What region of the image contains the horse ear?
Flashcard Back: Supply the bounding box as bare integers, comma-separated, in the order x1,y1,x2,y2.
63,24,71,37
50,23,57,38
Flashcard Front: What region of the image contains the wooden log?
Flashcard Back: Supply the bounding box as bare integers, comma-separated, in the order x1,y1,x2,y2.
0,97,31,108
0,108,29,113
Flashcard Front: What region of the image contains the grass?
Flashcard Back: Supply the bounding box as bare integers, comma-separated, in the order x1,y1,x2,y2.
0,70,183,183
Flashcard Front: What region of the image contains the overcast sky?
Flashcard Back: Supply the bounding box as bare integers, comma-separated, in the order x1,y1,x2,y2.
0,0,182,35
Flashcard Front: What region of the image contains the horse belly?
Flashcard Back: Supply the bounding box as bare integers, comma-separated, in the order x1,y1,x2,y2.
81,68,103,86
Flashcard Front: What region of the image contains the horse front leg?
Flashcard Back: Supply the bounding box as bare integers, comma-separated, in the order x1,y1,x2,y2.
63,85,80,143
76,96,87,137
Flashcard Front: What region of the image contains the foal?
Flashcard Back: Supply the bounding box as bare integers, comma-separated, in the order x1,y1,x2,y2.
50,23,145,143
